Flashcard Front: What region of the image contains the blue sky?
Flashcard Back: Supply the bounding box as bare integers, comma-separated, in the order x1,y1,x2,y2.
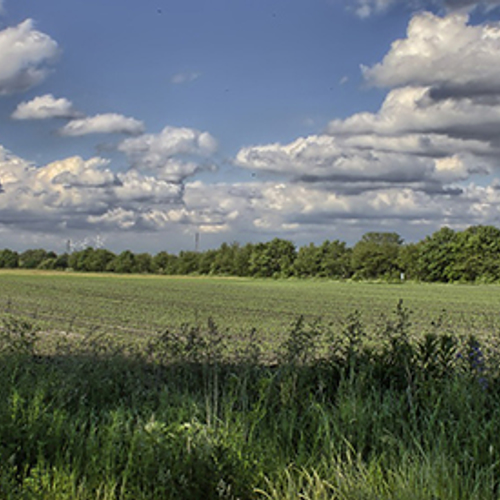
1,0,500,253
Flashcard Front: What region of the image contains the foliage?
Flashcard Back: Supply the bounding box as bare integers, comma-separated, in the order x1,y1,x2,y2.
19,249,55,269
0,315,39,355
351,232,403,280
68,248,115,272
0,249,19,268
107,250,136,274
292,240,351,279
417,227,456,282
5,224,500,282
1,304,500,499
249,239,296,278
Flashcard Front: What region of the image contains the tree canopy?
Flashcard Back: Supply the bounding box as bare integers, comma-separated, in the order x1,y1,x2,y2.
4,225,500,283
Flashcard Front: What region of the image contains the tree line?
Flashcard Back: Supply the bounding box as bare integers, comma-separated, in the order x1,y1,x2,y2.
2,225,500,283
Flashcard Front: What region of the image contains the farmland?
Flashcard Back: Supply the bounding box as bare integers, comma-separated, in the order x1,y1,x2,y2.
1,270,500,344
2,271,500,499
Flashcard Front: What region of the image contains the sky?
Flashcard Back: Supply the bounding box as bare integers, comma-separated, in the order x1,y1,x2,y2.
2,0,500,253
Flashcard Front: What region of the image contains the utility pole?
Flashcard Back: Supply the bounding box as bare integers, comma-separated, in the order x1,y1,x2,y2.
195,232,200,252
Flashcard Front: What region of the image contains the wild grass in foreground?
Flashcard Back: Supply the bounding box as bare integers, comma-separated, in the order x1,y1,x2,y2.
1,302,500,499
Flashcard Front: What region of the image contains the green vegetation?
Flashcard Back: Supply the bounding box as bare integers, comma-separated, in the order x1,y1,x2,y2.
4,224,500,282
1,272,500,498
1,299,500,499
1,272,500,342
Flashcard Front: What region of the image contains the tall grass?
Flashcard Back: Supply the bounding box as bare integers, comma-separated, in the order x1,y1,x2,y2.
1,302,500,499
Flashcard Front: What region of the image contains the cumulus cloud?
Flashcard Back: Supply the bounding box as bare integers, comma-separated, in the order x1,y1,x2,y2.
180,179,500,241
0,145,33,187
0,19,59,95
0,122,220,239
327,86,500,144
5,10,500,248
120,126,217,161
363,12,500,99
0,146,186,234
1,140,500,246
119,126,218,182
237,13,500,191
236,132,487,189
41,157,119,188
12,94,81,120
228,10,500,241
59,113,145,136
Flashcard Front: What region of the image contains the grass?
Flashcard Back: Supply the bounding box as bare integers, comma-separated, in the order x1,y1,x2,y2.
2,271,500,498
1,305,500,499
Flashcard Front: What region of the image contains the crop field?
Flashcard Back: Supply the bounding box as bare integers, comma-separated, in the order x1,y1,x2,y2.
1,270,500,344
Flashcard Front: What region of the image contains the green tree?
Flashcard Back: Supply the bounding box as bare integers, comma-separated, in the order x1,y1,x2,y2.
447,225,500,282
249,238,296,278
107,250,136,273
68,248,101,271
153,251,174,274
53,253,69,270
417,227,456,282
293,243,321,277
176,251,200,274
198,250,217,275
351,232,403,280
0,249,19,268
233,243,253,276
397,243,423,281
19,249,54,269
319,240,352,278
135,253,153,273
87,249,116,272
210,242,238,275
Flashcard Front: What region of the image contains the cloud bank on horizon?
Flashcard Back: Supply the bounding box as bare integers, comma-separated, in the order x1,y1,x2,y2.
1,0,500,252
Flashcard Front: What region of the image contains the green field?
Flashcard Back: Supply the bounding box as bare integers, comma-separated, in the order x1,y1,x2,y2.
1,270,499,342
3,271,500,499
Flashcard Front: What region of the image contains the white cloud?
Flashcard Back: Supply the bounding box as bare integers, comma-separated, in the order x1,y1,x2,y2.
119,126,218,182
231,11,500,235
113,170,183,204
363,12,500,98
0,145,32,186
12,94,80,120
235,131,486,187
0,19,59,95
120,126,217,161
1,141,500,247
5,10,500,248
39,156,118,188
181,179,500,241
0,147,185,233
171,71,201,84
60,113,145,136
87,208,137,230
327,85,500,144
